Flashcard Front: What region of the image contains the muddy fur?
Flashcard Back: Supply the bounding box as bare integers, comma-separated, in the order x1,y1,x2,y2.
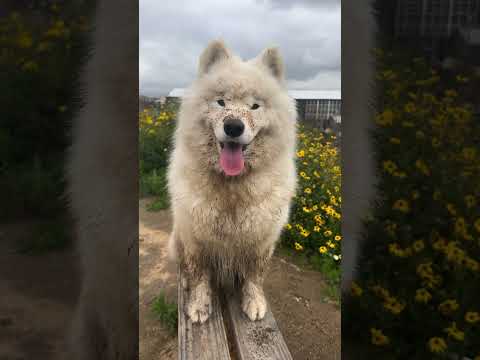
168,40,297,322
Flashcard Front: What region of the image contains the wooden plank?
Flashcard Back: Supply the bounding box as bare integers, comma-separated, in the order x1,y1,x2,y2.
224,295,293,360
178,270,231,360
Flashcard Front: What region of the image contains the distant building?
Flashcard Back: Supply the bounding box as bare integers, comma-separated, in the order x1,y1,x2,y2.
288,90,341,129
167,88,342,131
393,0,480,59
154,96,167,105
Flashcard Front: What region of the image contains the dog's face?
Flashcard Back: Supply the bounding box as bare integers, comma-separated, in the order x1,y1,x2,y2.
177,40,296,177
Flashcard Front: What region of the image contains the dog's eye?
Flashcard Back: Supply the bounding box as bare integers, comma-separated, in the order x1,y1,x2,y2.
251,103,260,110
217,99,225,107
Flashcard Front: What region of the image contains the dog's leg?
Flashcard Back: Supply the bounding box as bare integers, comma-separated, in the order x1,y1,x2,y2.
241,273,267,321
182,253,213,324
186,272,212,323
241,250,271,321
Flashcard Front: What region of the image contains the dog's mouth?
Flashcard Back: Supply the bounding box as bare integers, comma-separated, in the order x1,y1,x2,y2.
219,141,248,152
217,141,248,176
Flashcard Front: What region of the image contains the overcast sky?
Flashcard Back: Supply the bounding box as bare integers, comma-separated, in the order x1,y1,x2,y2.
140,0,340,97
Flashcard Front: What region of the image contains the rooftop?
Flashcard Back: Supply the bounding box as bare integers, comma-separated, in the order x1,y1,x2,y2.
167,88,341,100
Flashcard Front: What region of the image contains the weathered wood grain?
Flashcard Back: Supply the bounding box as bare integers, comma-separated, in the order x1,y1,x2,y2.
178,270,231,360
224,295,293,360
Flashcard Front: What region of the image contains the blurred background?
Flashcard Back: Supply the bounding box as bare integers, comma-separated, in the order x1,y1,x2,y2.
0,1,94,358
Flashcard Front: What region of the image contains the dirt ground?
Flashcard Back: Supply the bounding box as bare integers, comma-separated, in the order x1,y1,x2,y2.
139,198,341,360
0,221,79,360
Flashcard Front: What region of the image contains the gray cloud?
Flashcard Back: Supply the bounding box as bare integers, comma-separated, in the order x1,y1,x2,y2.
140,0,340,96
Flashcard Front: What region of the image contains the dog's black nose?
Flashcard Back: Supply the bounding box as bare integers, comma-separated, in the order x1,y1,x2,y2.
224,117,245,138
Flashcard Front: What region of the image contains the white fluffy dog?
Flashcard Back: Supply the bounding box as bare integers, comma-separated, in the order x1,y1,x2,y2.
168,40,297,323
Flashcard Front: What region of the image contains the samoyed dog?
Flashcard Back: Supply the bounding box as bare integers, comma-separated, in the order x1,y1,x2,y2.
168,40,297,323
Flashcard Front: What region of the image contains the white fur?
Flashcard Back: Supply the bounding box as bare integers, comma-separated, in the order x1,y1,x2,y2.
168,40,297,322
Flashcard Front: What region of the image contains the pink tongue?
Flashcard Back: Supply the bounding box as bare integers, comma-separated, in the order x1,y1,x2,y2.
220,144,244,176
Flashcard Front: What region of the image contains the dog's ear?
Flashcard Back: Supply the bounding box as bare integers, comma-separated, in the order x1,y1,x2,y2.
254,47,284,82
198,40,231,77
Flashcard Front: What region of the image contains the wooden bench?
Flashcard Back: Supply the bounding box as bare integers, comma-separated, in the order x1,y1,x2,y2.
178,270,293,360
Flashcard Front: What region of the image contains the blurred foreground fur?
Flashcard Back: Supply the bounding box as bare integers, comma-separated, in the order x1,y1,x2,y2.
67,0,138,358
342,0,377,293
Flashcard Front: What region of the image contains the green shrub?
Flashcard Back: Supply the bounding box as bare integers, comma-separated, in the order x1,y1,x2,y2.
152,292,178,335
139,103,177,213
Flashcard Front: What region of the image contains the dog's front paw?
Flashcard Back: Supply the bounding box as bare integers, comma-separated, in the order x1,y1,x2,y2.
187,281,212,323
242,282,267,321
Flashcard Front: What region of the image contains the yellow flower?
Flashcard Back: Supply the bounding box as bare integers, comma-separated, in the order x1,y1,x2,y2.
327,241,336,249
371,285,390,298
428,337,447,353
465,195,476,208
465,311,480,323
474,218,480,233
304,188,312,194
444,322,464,341
393,199,410,213
284,223,292,230
415,288,431,303
446,203,456,216
383,298,405,314
314,215,324,224
300,229,310,237
313,226,320,232
383,160,397,173
296,150,305,157
438,299,459,315
370,328,389,346
294,242,304,251
415,159,431,176
319,246,327,254
351,282,363,296
454,217,467,234
324,230,332,237
465,257,479,271
21,61,39,72
417,262,434,278
413,239,425,252
334,235,341,241
375,109,394,126
404,102,416,113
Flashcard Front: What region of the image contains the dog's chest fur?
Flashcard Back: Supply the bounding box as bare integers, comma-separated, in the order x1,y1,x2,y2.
189,173,289,248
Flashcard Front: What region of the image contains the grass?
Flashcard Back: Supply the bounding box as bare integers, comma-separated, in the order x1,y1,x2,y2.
152,292,178,335
146,197,170,211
